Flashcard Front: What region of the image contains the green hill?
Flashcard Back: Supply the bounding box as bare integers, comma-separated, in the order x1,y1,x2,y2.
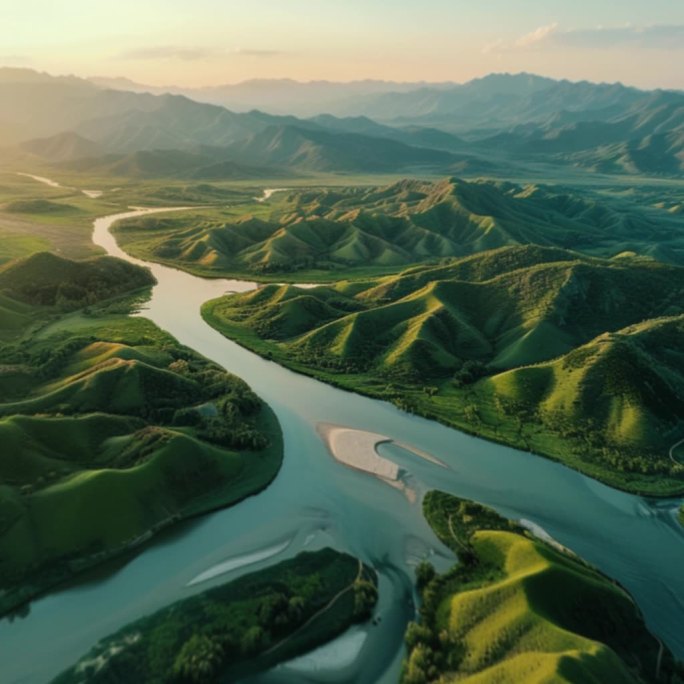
0,252,156,309
4,198,80,214
0,313,282,615
0,252,156,342
403,492,682,684
113,177,684,279
203,246,684,494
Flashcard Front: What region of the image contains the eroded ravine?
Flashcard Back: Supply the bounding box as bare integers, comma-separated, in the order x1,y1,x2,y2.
2,197,684,684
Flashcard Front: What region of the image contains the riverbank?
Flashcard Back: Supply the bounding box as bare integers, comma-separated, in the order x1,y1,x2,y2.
0,303,284,616
405,491,684,683
201,300,684,498
53,549,377,683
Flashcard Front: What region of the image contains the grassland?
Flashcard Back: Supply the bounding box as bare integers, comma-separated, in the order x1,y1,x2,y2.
53,548,377,684
402,491,682,683
202,245,684,496
111,176,684,281
0,254,283,614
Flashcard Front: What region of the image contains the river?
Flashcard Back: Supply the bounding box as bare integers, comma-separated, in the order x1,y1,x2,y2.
2,199,684,684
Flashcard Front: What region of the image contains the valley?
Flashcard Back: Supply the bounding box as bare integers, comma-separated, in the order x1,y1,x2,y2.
2,61,684,684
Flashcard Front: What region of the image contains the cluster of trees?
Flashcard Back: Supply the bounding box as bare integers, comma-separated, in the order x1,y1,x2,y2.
452,360,488,387
57,550,377,684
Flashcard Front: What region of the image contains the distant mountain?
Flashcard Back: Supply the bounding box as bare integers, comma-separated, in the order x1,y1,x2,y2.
476,89,684,174
89,76,457,116
307,114,467,151
62,147,287,179
4,68,683,178
223,125,456,172
342,73,649,131
19,131,103,162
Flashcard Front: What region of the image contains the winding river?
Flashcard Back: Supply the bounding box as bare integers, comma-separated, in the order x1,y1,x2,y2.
2,198,684,683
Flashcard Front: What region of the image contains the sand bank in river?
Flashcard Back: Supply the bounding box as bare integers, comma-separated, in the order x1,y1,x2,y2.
317,423,449,502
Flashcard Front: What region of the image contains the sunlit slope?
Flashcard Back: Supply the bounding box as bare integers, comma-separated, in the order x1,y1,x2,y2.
0,253,282,614
207,246,684,373
0,317,282,614
114,177,684,277
485,316,684,454
203,246,684,493
403,492,681,684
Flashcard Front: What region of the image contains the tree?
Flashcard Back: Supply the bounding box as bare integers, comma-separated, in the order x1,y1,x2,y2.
240,625,267,656
172,634,224,683
415,561,436,591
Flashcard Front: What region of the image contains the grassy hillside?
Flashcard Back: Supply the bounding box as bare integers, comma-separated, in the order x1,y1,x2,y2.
0,251,155,308
0,255,282,613
403,492,682,684
53,548,377,683
0,251,156,341
202,246,684,495
112,177,684,279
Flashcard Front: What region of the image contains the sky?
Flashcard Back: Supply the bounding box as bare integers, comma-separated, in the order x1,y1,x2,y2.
1,0,684,88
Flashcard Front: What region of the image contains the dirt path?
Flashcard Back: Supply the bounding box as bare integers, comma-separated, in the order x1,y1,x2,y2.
669,438,684,466
263,559,365,657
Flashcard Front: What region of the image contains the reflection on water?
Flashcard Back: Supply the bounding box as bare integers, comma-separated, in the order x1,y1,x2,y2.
2,205,684,684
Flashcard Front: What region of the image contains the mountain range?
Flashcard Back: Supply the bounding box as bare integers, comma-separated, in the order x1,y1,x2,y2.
1,68,684,177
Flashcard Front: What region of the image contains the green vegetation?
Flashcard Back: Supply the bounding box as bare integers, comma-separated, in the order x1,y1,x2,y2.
4,198,81,214
0,251,155,341
403,491,683,683
53,548,377,683
203,245,684,495
112,177,684,280
0,254,282,614
0,172,119,263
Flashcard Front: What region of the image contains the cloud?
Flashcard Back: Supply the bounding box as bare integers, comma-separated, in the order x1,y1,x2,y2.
486,24,684,54
234,48,285,58
0,54,32,65
118,46,217,61
556,25,684,50
515,23,559,48
118,45,286,61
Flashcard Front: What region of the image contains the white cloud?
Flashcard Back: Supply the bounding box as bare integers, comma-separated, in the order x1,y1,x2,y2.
515,23,558,48
118,45,286,61
485,23,684,54
0,54,32,65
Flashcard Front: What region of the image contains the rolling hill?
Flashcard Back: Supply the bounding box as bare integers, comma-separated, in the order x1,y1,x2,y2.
405,491,683,683
112,177,684,279
202,245,684,494
0,252,156,308
0,252,155,340
0,254,283,614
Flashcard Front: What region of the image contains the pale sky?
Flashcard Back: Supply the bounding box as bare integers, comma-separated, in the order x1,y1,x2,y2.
1,0,684,88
